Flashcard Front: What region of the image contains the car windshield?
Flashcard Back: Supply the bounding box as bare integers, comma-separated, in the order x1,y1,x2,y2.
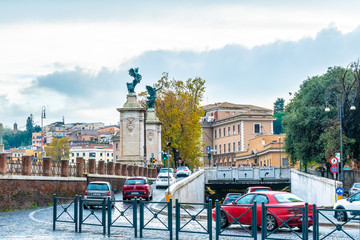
177,167,188,170
274,193,303,203
87,183,109,191
227,194,241,198
160,169,172,173
354,183,360,188
125,179,146,185
254,188,270,192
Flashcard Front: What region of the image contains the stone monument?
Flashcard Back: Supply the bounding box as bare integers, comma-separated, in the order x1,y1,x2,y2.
145,84,163,165
117,68,146,165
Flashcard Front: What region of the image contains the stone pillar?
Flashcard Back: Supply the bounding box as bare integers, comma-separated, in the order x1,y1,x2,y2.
98,160,105,174
121,164,127,176
0,153,7,174
143,167,148,177
21,155,32,175
42,157,52,176
76,157,84,177
139,166,144,176
61,159,69,177
115,162,121,175
107,162,114,175
133,165,139,176
127,165,133,177
88,159,96,174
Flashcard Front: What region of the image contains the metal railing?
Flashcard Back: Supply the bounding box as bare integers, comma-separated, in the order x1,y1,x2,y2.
176,199,212,240
53,194,78,232
7,158,22,174
107,198,137,237
31,161,43,176
79,198,106,235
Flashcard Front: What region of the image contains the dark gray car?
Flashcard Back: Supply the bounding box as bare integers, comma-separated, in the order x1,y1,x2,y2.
83,181,115,208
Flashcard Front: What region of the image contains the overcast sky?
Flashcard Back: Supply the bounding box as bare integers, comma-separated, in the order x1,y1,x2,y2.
1,0,360,129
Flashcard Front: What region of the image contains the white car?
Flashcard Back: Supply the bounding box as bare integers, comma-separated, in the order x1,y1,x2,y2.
333,192,360,221
175,166,191,177
156,174,176,188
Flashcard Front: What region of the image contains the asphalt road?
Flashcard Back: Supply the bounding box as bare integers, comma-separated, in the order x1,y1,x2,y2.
1,182,359,239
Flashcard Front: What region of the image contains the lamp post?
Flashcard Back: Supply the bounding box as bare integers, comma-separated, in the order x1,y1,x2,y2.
325,90,356,187
41,106,46,160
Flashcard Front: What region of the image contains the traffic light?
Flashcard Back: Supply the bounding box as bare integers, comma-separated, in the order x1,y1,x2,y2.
208,153,211,160
152,158,156,163
162,153,167,160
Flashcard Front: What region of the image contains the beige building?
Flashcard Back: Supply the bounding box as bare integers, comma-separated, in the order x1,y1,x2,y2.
69,144,113,164
234,134,289,167
201,102,275,167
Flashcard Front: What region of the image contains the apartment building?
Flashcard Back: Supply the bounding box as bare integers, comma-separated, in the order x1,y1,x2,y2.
201,102,275,167
69,144,113,164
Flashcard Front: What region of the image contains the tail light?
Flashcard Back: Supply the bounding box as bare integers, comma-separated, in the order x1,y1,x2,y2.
123,186,127,190
84,190,88,196
352,188,358,191
225,198,230,201
185,169,188,171
107,191,110,196
144,185,148,189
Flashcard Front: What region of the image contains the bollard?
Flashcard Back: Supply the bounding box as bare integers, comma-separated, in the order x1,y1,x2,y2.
76,157,84,177
127,165,133,177
43,157,52,176
115,162,121,175
22,155,32,175
107,162,114,175
88,159,96,174
0,153,8,174
61,159,69,177
98,160,105,174
121,164,127,176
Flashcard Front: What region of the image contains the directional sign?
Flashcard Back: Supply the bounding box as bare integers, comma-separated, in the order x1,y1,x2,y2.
216,168,233,180
238,167,254,179
206,146,211,151
336,187,344,195
259,167,275,178
330,165,338,174
330,157,339,166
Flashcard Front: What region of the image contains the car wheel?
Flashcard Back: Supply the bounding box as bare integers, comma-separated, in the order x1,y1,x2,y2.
266,214,277,232
220,211,230,228
335,207,348,222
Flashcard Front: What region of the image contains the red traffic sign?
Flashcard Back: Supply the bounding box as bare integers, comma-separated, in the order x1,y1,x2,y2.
330,165,338,174
330,157,339,166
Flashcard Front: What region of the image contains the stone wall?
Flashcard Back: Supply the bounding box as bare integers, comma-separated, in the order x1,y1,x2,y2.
291,169,341,207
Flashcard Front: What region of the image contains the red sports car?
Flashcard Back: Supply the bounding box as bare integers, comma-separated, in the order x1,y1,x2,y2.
122,177,153,201
212,191,313,231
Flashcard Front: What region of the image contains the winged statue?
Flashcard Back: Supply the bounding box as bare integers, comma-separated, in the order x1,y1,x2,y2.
146,83,163,109
127,68,142,93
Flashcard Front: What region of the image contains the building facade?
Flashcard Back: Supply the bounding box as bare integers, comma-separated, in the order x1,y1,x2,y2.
201,102,275,167
69,144,113,164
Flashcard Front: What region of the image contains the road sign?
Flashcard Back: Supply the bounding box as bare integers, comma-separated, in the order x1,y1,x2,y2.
259,167,275,178
178,159,182,164
330,157,339,166
336,186,344,195
216,168,233,180
330,165,338,174
206,146,211,151
335,153,340,160
238,167,254,179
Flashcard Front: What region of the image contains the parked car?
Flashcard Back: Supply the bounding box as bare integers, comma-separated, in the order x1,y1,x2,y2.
244,186,272,194
122,177,153,201
83,181,115,208
156,174,176,188
349,183,360,196
223,193,242,204
175,166,191,177
212,191,313,231
333,192,360,221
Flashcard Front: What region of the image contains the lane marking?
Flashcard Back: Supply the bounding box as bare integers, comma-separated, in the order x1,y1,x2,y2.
29,207,52,224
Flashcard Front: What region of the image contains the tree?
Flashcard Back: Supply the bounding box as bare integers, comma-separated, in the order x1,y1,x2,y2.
26,114,34,132
139,73,205,170
283,64,359,171
273,98,285,134
44,137,70,162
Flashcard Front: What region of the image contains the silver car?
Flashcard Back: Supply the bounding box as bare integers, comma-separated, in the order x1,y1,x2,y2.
349,183,360,196
83,181,115,208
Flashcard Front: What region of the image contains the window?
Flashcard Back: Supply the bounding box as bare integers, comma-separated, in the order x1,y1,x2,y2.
237,194,255,204
215,145,217,154
254,195,269,204
228,127,230,136
107,153,109,157
89,152,95,158
223,128,225,136
228,143,230,152
82,153,85,157
254,124,261,133
233,142,235,152
72,153,74,157
233,125,235,134
76,153,79,157
219,129,221,138
116,143,118,150
214,130,217,139
223,144,226,153
238,141,241,151
238,124,240,134
100,153,103,157
219,145,222,154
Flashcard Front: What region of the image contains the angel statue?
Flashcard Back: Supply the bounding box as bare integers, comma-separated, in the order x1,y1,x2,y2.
127,68,142,93
146,83,163,109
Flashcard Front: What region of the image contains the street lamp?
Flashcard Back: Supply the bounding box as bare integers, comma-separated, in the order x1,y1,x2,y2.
324,90,356,187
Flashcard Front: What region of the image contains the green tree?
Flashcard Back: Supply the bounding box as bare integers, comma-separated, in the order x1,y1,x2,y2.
139,73,205,170
44,137,70,162
283,64,359,171
273,98,285,114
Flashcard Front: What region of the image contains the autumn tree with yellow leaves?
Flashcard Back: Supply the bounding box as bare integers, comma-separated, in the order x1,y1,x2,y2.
44,137,70,162
139,73,205,170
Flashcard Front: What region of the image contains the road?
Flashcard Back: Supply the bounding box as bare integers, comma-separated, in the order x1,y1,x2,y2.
1,181,359,239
